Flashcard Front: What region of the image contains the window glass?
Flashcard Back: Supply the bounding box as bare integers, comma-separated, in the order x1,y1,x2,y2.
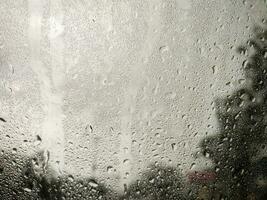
0,0,266,199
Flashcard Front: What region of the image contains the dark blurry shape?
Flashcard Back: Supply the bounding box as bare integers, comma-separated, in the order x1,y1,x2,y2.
200,23,267,199
121,164,187,200
37,135,42,142
0,151,187,199
0,151,117,200
0,117,6,122
0,152,40,199
250,157,267,200
23,151,63,200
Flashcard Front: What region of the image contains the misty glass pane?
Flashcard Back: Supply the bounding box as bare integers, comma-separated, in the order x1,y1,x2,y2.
0,0,266,199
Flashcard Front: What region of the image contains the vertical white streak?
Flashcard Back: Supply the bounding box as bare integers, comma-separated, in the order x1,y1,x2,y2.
118,0,162,191
28,0,65,173
48,0,65,173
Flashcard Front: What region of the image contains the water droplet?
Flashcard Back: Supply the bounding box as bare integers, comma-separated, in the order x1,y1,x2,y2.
68,175,74,182
23,188,32,193
171,143,177,151
12,148,17,154
0,117,6,122
107,166,113,173
212,65,217,74
123,159,130,164
159,45,169,53
238,79,245,84
34,135,42,146
89,180,98,188
204,151,210,158
190,163,196,170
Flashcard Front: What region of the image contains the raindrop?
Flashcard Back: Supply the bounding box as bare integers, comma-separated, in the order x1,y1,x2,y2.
190,163,196,170
88,180,98,188
212,65,217,74
226,81,231,86
242,60,249,68
123,159,130,164
238,79,245,84
85,124,93,133
34,135,42,146
215,167,220,172
68,175,74,182
0,167,4,174
23,188,32,193
0,117,6,122
171,143,177,151
204,151,210,158
107,166,113,173
159,45,169,53
12,148,17,154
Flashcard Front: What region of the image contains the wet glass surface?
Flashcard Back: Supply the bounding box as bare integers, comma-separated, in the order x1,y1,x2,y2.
0,0,266,199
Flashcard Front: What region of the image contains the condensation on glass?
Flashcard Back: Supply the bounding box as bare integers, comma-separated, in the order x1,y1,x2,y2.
0,0,266,199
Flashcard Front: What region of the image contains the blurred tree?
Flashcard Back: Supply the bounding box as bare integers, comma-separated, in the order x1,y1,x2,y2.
26,151,116,200
200,23,267,200
121,164,187,200
0,150,116,200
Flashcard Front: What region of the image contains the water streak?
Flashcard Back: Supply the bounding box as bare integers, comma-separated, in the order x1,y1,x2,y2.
28,0,65,174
